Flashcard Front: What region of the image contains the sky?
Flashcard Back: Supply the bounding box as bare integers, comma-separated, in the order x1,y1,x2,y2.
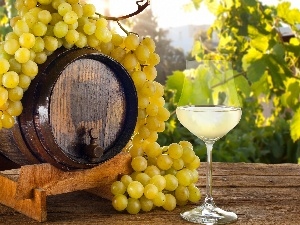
90,0,300,28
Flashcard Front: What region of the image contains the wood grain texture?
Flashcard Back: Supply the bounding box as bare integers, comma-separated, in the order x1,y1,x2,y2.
0,152,132,222
0,162,299,225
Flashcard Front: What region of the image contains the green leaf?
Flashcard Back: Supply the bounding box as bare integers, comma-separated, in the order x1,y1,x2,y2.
242,0,257,7
265,55,285,88
165,71,185,103
234,74,251,96
272,43,285,58
247,57,267,83
291,108,300,142
250,35,269,52
242,47,263,71
251,72,270,96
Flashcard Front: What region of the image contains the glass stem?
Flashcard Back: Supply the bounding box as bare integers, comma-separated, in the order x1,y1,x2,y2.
205,141,215,205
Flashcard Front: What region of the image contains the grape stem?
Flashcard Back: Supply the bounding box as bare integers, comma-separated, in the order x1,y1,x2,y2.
95,0,150,21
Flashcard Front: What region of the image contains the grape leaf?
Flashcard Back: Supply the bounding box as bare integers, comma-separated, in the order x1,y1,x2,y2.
234,74,251,96
247,57,266,83
291,108,300,142
165,71,185,103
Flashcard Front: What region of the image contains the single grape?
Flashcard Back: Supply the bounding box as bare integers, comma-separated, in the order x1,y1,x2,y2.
4,39,20,55
143,183,158,199
172,158,184,170
175,185,189,202
140,81,156,97
162,194,177,211
34,51,48,64
82,3,96,17
131,70,146,88
141,37,156,53
182,146,196,164
8,86,23,102
13,20,29,36
131,156,147,172
156,154,173,171
120,174,133,188
149,174,166,192
18,74,31,89
188,184,201,203
145,116,159,131
135,172,150,186
110,47,126,62
75,32,87,48
112,194,128,211
43,36,58,52
144,165,161,177
22,60,38,78
168,143,183,160
164,174,178,191
0,58,10,74
129,145,144,158
111,33,123,46
144,141,161,158
2,71,19,88
57,2,72,16
71,3,83,18
63,10,78,25
95,18,108,28
87,34,100,48
179,141,193,149
148,52,160,66
176,169,192,187
126,198,141,215
83,21,96,35
139,195,153,212
8,58,21,74
124,34,139,51
127,181,144,199
53,21,68,38
32,37,45,53
38,10,52,24
32,22,47,36
135,44,150,62
186,156,201,170
65,29,79,44
152,192,165,207
143,65,157,81
137,95,149,109
111,181,126,195
146,103,158,117
1,112,15,129
0,87,8,107
6,100,23,116
157,107,170,121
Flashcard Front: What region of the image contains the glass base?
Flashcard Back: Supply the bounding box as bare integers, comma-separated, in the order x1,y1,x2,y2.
181,202,237,224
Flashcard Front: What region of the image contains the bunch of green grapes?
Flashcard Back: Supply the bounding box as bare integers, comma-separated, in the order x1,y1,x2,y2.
0,0,112,129
111,141,201,214
0,0,202,213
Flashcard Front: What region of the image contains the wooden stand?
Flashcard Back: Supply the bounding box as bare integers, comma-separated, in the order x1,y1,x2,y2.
0,152,132,222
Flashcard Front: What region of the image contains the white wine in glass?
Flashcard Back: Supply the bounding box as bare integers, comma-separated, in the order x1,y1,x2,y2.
176,60,242,224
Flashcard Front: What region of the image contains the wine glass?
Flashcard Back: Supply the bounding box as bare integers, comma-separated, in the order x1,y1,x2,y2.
176,60,242,224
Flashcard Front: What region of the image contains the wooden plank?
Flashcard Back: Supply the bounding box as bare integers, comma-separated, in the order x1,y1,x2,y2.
0,173,47,222
0,162,299,224
15,152,132,200
199,162,300,176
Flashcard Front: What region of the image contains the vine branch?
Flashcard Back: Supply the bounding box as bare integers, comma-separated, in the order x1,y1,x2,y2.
95,0,150,21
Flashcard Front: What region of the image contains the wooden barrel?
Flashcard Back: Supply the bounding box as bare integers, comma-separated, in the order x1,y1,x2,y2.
0,47,137,171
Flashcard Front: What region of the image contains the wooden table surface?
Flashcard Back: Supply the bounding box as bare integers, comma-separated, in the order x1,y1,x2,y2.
0,162,299,225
